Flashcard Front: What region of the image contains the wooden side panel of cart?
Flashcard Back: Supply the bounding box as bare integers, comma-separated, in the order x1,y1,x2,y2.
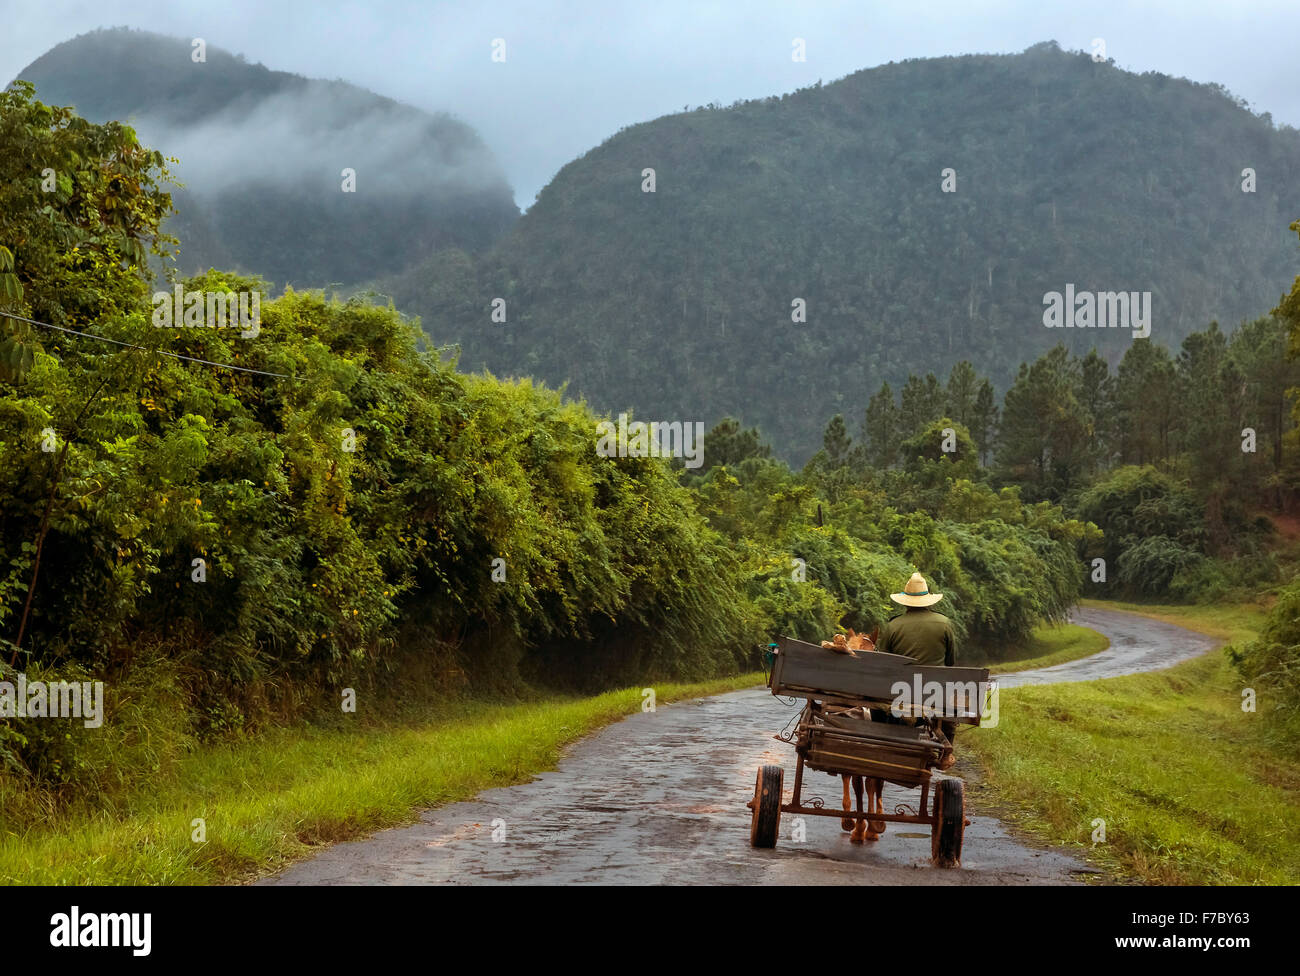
770,636,991,721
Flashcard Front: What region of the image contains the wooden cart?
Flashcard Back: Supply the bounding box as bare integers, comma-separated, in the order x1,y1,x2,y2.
748,636,994,867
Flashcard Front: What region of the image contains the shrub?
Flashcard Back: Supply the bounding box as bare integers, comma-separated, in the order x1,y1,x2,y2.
1228,581,1300,739
1115,536,1207,596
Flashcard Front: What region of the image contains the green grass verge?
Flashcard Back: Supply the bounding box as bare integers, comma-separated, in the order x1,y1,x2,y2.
987,622,1110,674
0,673,764,886
965,603,1296,885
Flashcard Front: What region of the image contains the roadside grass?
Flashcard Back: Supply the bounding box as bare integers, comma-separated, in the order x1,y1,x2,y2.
987,623,1109,674
965,603,1296,885
0,673,764,886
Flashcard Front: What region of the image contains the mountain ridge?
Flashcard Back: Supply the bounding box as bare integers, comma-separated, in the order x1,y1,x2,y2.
12,27,520,287
383,41,1300,461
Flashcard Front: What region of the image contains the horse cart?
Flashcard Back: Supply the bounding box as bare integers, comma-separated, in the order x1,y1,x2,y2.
747,636,994,867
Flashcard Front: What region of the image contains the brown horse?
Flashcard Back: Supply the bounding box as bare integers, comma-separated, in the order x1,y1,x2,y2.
822,628,887,844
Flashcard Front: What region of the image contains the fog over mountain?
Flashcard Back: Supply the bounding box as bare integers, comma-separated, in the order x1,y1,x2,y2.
7,1,1300,209
13,28,520,287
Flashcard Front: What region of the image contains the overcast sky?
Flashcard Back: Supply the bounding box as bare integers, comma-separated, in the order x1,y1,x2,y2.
4,0,1298,209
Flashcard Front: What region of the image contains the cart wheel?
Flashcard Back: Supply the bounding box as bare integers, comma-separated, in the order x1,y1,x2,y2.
930,778,965,868
749,765,784,849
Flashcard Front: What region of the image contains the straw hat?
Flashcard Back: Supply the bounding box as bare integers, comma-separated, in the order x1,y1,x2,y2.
891,572,943,607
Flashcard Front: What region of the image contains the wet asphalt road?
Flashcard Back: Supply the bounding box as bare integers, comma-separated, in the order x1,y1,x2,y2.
997,607,1217,688
262,607,1219,886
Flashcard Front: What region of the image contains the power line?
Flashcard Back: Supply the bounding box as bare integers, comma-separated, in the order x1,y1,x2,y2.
0,310,290,377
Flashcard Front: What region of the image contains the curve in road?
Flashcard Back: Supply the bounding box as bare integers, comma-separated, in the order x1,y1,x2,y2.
261,606,1220,886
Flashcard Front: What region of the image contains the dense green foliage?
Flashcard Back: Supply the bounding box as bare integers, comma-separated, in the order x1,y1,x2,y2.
13,28,519,287
1228,582,1300,740
1001,319,1297,597
846,301,1299,604
375,41,1300,461
0,272,763,714
1074,466,1207,596
1227,219,1300,737
0,86,768,797
688,432,1095,658
0,80,175,378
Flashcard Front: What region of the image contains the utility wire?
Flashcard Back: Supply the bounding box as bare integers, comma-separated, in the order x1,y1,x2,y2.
0,309,290,377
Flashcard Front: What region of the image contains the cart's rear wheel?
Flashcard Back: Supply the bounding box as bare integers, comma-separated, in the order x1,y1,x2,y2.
930,777,964,868
749,764,784,848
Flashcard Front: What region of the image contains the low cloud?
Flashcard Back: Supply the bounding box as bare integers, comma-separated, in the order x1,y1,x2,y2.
133,84,509,201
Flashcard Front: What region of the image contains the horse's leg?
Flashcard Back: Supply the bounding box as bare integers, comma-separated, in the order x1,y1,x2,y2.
840,774,854,831
866,778,886,839
850,775,867,843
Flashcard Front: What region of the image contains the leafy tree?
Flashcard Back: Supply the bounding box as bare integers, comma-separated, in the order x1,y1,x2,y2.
0,82,177,662
1232,315,1300,505
0,80,175,381
898,418,980,484
1177,322,1249,550
1073,465,1206,594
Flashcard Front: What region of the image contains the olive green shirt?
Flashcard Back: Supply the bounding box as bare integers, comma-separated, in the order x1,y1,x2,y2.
877,608,956,667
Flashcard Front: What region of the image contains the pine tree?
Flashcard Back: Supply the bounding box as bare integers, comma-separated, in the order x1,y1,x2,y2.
970,379,999,466
900,372,945,436
822,414,852,467
1077,348,1115,474
862,382,901,469
1114,339,1180,466
944,361,980,426
996,346,1089,500
700,417,771,472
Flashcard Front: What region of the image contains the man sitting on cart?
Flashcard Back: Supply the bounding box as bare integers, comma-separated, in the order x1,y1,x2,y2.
873,572,959,768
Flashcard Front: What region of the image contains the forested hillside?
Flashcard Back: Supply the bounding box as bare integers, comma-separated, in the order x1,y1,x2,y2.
820,312,1299,593
12,28,520,287
0,84,1099,804
380,41,1300,461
